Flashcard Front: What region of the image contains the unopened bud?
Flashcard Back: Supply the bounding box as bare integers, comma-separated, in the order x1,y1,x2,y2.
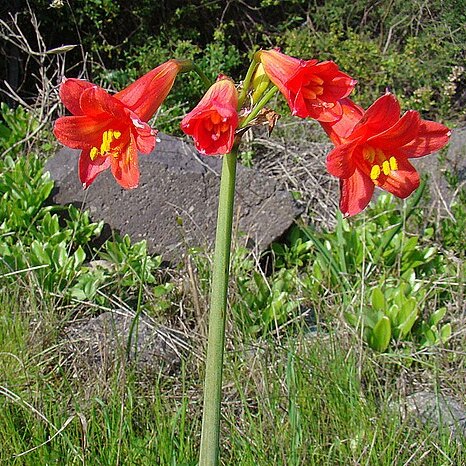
251,63,270,104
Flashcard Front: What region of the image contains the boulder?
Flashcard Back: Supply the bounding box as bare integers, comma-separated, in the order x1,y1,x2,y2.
46,134,302,262
445,125,466,182
404,391,466,439
410,125,466,211
61,311,184,392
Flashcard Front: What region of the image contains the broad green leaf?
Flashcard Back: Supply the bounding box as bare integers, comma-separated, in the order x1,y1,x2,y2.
429,307,447,326
371,287,385,311
371,316,391,352
439,323,452,342
397,310,418,338
397,297,417,326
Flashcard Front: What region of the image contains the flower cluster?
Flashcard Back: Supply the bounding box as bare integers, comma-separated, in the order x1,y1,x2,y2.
54,49,450,216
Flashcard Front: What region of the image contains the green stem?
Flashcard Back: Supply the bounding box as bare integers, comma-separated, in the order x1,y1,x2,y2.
192,64,213,89
237,57,259,110
199,146,238,466
240,85,278,128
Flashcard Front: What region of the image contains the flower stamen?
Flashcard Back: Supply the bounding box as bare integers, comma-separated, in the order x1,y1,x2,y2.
370,165,381,180
364,146,399,183
209,112,230,141
90,129,122,160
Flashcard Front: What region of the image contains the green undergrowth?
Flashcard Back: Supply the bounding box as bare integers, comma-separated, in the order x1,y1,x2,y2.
1,280,465,464
233,184,463,353
0,104,465,463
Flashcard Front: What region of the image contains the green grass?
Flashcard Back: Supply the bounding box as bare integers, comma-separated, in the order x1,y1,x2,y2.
1,275,465,465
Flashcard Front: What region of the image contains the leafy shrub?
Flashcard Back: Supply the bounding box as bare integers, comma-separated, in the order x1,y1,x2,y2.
347,280,451,352
440,189,466,258
271,190,456,351
235,267,300,335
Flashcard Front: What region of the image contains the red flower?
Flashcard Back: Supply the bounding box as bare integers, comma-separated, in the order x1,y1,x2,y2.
322,93,451,216
320,98,365,145
53,60,181,189
258,49,356,122
180,77,238,156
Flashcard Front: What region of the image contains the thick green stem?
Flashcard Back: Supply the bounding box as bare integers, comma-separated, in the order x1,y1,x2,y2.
199,146,238,466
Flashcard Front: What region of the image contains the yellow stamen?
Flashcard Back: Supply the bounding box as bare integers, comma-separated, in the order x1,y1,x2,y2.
389,156,398,171
100,130,109,154
382,160,391,175
90,128,121,161
370,165,381,180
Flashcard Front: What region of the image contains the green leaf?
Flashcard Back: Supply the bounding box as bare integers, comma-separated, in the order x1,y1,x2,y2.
30,240,50,265
371,287,385,311
344,311,358,327
371,316,391,352
0,121,11,140
439,323,452,343
397,297,417,326
397,309,418,338
429,307,447,326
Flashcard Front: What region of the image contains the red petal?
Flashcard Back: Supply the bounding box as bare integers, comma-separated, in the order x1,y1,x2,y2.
368,110,420,149
378,157,420,198
284,60,356,121
197,77,238,112
339,167,375,217
289,87,309,118
308,101,343,123
326,139,360,178
53,115,109,149
79,149,111,188
125,110,157,154
259,49,303,98
399,120,451,158
111,135,140,189
115,60,181,122
320,98,364,145
59,78,94,115
80,86,127,119
314,61,357,101
183,112,236,156
350,93,400,140
134,126,156,154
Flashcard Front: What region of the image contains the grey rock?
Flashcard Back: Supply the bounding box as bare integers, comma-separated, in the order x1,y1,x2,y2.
62,311,184,380
404,391,466,439
445,125,466,182
411,126,466,210
46,134,302,261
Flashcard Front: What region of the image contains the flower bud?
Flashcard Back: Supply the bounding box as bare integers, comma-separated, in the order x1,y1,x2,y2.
251,63,270,104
